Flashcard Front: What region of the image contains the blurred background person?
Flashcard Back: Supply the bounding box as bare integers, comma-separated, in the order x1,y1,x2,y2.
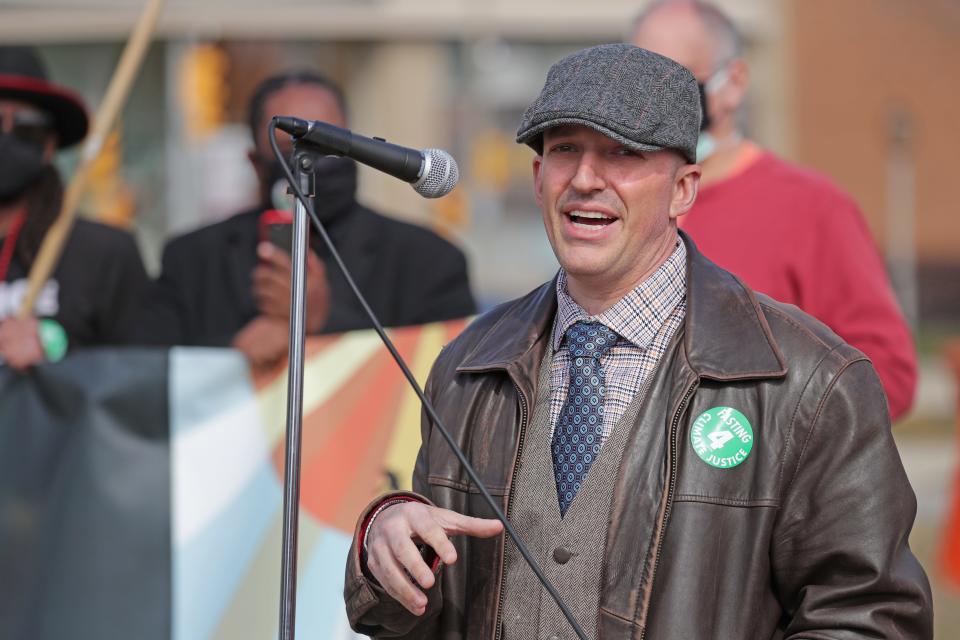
137,70,475,366
632,0,918,420
0,46,147,371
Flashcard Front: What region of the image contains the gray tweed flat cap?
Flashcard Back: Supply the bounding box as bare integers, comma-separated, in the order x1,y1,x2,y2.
516,44,701,163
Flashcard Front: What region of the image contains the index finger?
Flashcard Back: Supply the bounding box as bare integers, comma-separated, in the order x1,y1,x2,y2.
257,242,292,270
435,510,504,538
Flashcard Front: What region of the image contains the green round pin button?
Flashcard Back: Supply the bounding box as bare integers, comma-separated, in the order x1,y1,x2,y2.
38,318,68,363
690,406,754,469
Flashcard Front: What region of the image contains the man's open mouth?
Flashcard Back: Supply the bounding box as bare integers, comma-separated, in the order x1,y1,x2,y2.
567,210,616,229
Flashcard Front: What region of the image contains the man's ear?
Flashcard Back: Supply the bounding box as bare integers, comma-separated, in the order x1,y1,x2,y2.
670,163,700,220
248,148,268,181
532,155,544,208
722,58,750,113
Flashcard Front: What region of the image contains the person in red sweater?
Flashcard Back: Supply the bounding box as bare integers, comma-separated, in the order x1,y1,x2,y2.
632,0,917,419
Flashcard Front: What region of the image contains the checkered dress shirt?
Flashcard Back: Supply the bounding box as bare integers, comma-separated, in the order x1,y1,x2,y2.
550,241,687,441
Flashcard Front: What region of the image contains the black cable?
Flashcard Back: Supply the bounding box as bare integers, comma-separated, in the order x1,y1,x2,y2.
269,119,590,640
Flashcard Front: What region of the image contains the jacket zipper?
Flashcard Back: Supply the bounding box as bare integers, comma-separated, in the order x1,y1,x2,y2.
638,377,698,640
492,379,530,640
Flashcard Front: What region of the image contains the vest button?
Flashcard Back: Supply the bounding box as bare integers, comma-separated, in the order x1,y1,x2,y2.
552,547,573,564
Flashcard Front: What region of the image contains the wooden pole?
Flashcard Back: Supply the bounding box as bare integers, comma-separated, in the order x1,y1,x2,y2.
18,0,166,318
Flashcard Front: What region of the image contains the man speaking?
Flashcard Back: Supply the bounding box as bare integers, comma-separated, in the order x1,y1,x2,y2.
343,44,932,639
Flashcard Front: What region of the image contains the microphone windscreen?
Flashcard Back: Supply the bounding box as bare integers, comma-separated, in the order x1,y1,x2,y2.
413,149,459,198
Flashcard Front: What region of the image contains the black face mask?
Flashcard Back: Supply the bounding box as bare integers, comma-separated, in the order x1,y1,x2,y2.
697,83,712,132
0,133,46,204
259,155,358,225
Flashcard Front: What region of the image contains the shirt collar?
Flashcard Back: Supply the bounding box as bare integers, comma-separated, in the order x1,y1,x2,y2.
552,240,687,352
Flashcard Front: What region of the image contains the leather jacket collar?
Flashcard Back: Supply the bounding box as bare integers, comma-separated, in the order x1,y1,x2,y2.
457,231,787,382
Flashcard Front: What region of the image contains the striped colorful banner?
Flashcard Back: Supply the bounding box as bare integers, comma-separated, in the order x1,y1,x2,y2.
171,319,469,639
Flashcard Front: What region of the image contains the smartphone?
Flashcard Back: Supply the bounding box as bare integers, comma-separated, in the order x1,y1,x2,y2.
258,209,294,255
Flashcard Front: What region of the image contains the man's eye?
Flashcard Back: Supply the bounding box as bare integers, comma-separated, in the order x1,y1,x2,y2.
613,147,639,157
548,143,576,153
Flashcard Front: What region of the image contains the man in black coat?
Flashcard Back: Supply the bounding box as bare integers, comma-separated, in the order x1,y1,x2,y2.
139,71,475,365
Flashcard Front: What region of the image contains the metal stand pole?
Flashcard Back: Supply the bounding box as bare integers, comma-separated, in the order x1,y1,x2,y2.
278,149,314,640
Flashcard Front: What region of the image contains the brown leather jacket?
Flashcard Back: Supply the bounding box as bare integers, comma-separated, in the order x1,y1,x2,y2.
345,236,932,639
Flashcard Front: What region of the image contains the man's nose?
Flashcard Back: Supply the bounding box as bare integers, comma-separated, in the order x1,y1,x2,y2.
570,152,606,193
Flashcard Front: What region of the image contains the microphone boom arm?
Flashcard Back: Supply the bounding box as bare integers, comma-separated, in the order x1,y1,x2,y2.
275,116,425,183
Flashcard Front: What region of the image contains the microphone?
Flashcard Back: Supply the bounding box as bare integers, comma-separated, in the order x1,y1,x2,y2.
273,116,459,198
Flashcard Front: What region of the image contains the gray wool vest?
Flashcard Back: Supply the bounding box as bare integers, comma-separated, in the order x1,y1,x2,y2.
500,349,654,640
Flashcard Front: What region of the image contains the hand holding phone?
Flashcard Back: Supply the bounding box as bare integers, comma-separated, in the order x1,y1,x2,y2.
253,210,331,333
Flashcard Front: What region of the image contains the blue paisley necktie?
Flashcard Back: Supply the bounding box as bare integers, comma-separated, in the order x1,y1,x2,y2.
552,321,619,516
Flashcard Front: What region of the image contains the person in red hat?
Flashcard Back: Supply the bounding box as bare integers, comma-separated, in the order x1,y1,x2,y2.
0,46,147,370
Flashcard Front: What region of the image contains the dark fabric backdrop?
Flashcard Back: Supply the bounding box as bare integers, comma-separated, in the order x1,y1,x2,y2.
0,349,170,640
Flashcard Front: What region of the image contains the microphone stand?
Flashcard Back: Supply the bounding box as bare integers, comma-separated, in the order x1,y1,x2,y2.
277,145,314,640
270,120,590,640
